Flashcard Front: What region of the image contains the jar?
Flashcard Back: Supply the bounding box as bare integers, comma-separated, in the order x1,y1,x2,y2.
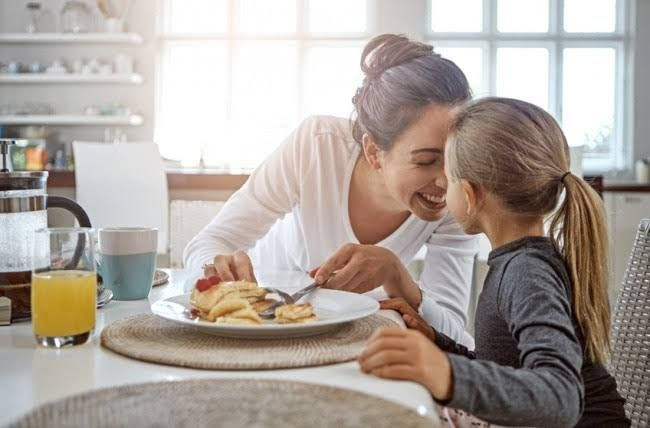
60,0,91,33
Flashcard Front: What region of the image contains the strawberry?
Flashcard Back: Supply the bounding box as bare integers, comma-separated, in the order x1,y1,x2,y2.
207,274,221,285
195,278,212,292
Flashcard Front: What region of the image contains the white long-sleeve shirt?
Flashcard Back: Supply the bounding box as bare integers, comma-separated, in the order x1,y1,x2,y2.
184,116,478,342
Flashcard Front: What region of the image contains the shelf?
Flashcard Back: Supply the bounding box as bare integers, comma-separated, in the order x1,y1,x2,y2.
0,73,143,84
0,33,143,44
0,114,144,126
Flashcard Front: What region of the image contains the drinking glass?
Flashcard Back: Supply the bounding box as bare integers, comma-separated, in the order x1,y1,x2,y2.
32,228,96,348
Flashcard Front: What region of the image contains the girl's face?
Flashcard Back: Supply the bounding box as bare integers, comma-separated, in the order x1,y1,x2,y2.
443,148,482,234
443,157,470,231
373,104,453,222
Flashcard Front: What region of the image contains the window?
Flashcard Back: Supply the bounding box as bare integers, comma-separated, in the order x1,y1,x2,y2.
157,0,630,172
427,0,630,172
157,0,367,169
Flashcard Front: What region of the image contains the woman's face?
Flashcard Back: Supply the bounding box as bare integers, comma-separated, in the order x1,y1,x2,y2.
375,104,454,222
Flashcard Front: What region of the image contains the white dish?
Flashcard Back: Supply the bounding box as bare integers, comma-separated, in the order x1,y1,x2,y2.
150,288,379,339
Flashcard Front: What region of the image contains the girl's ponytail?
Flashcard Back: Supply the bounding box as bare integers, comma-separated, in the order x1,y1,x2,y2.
549,174,611,365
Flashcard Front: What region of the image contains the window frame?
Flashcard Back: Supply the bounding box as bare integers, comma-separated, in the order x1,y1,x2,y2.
155,0,374,169
425,0,631,173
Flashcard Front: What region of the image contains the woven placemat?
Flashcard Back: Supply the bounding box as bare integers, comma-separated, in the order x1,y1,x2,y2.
100,313,396,370
9,379,432,428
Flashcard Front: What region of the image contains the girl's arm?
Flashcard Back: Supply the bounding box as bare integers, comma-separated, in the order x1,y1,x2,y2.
443,253,584,427
361,253,585,427
183,118,314,273
418,214,478,343
379,297,476,358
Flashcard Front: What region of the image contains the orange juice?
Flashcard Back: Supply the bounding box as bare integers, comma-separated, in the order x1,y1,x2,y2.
31,270,97,337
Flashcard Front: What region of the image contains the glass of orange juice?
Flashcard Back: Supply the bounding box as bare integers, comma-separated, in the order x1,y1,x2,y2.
32,228,96,348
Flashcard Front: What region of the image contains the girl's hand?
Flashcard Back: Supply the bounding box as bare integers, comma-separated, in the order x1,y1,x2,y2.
310,244,421,306
359,327,454,402
380,298,436,342
204,250,257,283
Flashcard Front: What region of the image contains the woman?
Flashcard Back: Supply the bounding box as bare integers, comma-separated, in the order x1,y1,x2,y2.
184,34,478,342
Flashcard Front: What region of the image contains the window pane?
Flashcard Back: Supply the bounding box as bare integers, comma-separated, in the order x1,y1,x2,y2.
167,0,228,33
431,0,482,32
303,46,363,118
435,47,484,96
222,42,299,168
496,48,549,109
158,43,228,165
498,0,549,33
563,48,616,157
238,0,296,34
564,0,616,32
308,0,367,34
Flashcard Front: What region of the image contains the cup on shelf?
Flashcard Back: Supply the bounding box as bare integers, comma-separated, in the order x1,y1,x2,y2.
71,59,83,74
104,17,124,33
113,54,134,74
98,63,113,76
45,59,67,74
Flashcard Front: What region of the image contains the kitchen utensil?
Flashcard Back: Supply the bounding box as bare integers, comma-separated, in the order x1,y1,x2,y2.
0,139,92,322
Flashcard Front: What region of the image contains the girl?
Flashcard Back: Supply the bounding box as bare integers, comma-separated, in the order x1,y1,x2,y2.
184,34,478,343
359,97,629,427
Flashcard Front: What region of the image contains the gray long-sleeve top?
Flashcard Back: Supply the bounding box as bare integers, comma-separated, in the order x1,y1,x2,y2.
436,237,628,427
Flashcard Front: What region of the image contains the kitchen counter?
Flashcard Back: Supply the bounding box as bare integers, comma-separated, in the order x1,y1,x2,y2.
45,170,650,192
47,169,249,190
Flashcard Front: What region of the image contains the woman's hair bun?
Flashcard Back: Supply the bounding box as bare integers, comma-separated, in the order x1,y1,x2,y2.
360,34,436,81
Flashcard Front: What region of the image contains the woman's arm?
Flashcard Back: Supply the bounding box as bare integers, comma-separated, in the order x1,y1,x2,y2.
183,118,315,273
418,214,478,343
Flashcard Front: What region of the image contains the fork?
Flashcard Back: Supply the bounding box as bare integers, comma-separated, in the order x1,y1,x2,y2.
258,281,320,319
264,287,295,304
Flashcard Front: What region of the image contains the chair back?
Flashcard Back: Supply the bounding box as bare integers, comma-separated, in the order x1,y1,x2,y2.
73,142,169,254
169,200,224,268
609,218,650,426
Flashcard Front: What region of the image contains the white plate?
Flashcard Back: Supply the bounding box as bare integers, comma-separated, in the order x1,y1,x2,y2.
150,288,379,339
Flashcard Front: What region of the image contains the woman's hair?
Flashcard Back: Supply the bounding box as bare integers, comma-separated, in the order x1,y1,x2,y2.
446,97,611,365
351,34,471,150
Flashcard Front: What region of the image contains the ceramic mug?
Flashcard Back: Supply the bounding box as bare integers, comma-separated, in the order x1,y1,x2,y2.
96,228,157,300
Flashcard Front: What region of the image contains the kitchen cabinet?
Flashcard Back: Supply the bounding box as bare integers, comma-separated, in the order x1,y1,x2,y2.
605,192,650,302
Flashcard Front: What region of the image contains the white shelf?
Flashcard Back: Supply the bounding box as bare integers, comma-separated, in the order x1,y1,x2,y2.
0,33,143,44
0,74,143,84
0,115,144,126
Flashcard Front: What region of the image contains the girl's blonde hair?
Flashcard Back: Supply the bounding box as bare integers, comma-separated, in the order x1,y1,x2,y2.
446,97,610,364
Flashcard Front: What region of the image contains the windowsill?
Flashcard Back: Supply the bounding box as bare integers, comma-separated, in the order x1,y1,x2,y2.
46,169,249,190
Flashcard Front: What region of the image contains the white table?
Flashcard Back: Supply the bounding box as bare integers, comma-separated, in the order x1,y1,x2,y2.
0,270,439,426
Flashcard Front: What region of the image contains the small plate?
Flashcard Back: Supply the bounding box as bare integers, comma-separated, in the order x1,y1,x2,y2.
152,269,169,287
151,288,379,339
97,288,113,308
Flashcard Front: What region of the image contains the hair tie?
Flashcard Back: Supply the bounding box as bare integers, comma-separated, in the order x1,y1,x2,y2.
560,171,571,184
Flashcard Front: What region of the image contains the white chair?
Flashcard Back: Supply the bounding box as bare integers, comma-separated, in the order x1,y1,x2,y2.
72,141,169,254
169,200,225,268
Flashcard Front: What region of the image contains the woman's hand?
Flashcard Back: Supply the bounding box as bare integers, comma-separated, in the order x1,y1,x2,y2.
380,298,435,342
204,250,257,282
359,327,454,402
310,244,421,306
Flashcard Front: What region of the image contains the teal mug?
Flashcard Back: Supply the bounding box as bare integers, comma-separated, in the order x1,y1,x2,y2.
96,228,157,300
